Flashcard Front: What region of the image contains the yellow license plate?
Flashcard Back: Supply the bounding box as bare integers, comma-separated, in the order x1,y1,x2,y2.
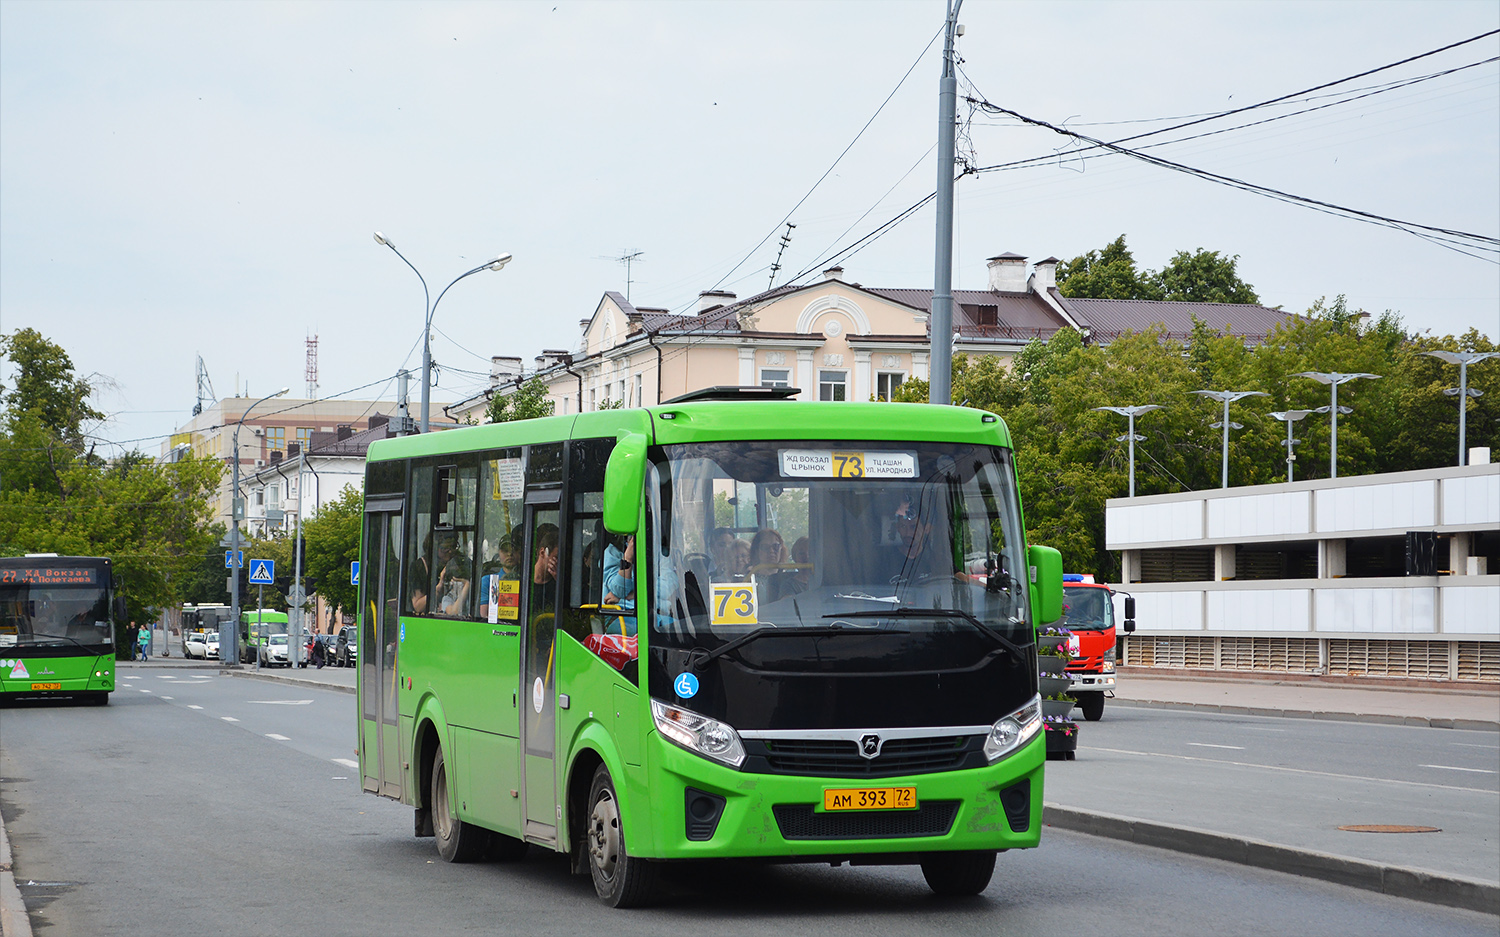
31,682,62,690
823,786,917,811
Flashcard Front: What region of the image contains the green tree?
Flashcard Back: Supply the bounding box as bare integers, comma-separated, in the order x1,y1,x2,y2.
301,483,364,627
1153,249,1259,304
1056,235,1162,301
486,377,556,423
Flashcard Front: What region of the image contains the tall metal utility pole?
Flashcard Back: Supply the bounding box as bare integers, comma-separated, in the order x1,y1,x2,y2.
1094,405,1162,497
226,388,288,667
1296,371,1380,478
1422,351,1498,465
929,0,963,406
1193,390,1268,488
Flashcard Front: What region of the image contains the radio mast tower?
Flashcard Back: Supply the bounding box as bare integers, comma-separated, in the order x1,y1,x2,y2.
607,249,644,301
305,334,319,400
192,355,217,416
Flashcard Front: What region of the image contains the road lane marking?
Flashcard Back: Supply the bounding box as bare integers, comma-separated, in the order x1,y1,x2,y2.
139,689,152,693
1187,742,1245,750
1420,764,1497,774
1090,747,1495,794
332,758,359,769
1453,742,1500,750
161,696,173,700
247,700,314,705
265,734,291,741
221,717,239,722
187,705,203,710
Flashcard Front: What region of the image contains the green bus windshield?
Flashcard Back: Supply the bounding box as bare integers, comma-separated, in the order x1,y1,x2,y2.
0,559,114,652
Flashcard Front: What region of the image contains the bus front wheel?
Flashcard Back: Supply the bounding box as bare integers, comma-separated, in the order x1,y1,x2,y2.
921,850,996,896
431,745,486,862
586,764,657,907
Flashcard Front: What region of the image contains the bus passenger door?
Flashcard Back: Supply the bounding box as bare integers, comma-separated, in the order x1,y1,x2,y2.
360,504,404,800
520,495,561,845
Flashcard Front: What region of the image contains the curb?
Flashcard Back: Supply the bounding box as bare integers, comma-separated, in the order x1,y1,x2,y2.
220,668,356,696
0,811,34,937
1044,804,1499,917
1109,697,1500,731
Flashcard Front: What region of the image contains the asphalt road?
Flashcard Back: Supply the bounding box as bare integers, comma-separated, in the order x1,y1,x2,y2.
1,674,1495,937
1048,701,1500,882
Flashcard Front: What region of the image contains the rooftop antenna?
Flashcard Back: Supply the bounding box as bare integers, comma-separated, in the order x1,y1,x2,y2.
305,333,319,400
193,355,217,416
601,249,644,301
768,222,796,291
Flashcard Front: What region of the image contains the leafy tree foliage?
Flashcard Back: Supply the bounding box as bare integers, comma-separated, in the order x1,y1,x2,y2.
485,377,556,423
300,483,363,629
898,302,1494,580
1,330,221,653
1058,236,1259,305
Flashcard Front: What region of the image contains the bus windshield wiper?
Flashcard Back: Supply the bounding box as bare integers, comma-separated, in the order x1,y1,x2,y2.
18,631,89,649
688,624,905,671
824,608,1027,658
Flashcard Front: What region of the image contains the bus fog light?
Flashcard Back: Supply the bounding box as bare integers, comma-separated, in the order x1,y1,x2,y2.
1101,661,1115,673
984,695,1042,763
652,699,746,768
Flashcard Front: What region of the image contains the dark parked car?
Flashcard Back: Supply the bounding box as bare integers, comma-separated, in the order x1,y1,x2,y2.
335,626,358,668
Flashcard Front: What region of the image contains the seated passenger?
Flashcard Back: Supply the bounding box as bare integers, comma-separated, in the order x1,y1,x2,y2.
750,528,799,603
602,533,638,637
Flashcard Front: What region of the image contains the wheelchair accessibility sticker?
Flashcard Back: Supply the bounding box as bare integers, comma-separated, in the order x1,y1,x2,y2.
674,672,699,699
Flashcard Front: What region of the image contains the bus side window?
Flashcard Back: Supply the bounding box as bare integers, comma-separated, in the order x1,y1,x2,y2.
404,461,435,616
478,450,524,624
431,461,479,620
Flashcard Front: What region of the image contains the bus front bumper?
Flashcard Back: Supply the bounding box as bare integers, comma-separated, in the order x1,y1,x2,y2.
640,731,1045,861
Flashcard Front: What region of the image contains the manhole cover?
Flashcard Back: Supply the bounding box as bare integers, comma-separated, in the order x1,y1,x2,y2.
1337,824,1441,833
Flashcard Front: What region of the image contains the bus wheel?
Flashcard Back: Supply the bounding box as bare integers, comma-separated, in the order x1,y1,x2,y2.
88,692,110,706
431,745,485,862
1078,693,1104,721
920,850,996,896
586,764,657,907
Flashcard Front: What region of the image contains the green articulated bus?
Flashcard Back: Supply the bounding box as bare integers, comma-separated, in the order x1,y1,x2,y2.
356,388,1063,906
0,555,120,705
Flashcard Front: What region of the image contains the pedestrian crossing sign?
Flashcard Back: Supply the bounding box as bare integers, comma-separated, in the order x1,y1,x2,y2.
249,559,275,585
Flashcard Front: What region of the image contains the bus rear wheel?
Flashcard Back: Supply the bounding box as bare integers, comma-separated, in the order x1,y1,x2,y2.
586,764,657,907
431,745,486,862
1077,693,1104,721
920,850,996,896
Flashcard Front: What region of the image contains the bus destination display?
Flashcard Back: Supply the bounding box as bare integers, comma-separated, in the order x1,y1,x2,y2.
0,567,101,586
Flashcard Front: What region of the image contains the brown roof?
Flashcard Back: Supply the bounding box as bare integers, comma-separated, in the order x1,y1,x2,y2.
1056,296,1291,342
864,287,1071,340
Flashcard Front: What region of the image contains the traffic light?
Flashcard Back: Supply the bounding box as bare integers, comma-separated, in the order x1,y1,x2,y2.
302,576,319,595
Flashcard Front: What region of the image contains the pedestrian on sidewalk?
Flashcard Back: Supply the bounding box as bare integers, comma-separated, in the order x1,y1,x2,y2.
137,623,151,661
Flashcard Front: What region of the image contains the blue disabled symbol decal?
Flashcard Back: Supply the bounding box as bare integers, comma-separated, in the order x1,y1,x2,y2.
673,672,699,699
400,623,405,643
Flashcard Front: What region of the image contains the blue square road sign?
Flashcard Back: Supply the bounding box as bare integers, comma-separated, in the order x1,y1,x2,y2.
248,558,275,585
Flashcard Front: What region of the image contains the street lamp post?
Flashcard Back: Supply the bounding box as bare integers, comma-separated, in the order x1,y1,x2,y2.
374,233,512,432
1269,409,1321,483
226,387,289,667
1296,371,1380,478
1421,351,1498,466
1093,405,1162,497
1193,390,1268,488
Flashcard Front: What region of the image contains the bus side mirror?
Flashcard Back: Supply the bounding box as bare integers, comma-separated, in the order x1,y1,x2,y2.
603,432,648,534
1026,545,1063,625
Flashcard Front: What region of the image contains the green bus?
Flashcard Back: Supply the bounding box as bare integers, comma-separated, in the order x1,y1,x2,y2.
356,390,1062,906
242,609,288,663
0,555,120,705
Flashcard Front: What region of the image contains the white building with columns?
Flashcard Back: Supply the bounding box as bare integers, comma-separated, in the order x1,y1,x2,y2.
1107,460,1500,682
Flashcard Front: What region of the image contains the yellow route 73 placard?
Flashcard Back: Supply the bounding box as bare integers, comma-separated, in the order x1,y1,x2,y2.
711,583,758,626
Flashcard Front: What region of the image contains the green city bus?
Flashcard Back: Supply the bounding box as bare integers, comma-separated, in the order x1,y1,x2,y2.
356,389,1063,906
242,609,288,663
0,555,120,705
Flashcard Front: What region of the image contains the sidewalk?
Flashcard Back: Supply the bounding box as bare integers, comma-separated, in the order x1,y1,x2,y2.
1111,668,1500,729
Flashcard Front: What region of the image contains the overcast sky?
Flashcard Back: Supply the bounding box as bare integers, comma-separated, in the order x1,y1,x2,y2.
2,0,1496,455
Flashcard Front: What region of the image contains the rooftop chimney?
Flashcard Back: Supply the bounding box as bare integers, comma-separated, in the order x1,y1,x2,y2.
1029,256,1059,292
490,356,522,387
698,290,736,312
987,253,1029,293
823,266,845,282
336,425,353,441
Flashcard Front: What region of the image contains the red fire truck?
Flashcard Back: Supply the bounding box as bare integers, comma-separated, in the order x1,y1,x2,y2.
1061,574,1134,721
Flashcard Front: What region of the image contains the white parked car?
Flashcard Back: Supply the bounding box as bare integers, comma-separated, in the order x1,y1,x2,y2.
260,633,291,667
183,632,209,659
205,632,220,660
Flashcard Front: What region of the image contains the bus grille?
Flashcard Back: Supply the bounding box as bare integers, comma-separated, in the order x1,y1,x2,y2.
754,735,976,778
773,801,960,840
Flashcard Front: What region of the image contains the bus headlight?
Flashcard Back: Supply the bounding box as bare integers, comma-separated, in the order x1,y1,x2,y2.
983,695,1042,764
651,699,746,769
